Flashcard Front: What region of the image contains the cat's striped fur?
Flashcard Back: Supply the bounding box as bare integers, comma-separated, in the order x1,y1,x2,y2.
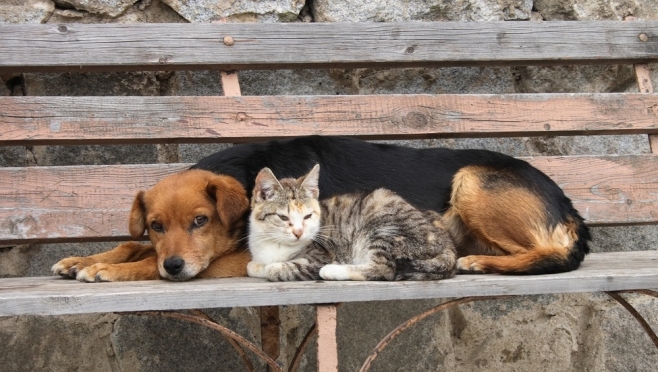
247,164,457,281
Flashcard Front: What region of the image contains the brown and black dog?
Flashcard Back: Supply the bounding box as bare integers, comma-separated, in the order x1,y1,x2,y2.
53,136,591,281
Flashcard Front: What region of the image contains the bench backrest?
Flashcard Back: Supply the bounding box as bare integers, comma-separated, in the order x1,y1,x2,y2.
1,21,658,246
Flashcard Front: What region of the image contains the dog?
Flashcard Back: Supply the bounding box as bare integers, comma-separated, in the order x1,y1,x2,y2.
53,135,591,281
52,170,252,281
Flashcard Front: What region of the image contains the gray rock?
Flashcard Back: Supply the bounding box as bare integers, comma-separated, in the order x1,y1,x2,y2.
0,313,120,372
24,71,163,96
0,81,10,96
534,0,658,21
112,310,264,372
313,0,533,22
0,0,54,23
53,0,138,18
47,0,186,23
161,0,305,23
0,147,25,167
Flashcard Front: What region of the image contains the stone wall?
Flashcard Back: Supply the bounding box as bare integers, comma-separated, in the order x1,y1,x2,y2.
1,0,658,371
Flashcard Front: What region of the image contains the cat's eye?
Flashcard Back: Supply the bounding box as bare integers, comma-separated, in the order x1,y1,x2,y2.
150,221,164,233
304,213,313,220
277,214,289,221
193,215,208,228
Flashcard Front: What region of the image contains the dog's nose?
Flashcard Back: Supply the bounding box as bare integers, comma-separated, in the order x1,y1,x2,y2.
163,256,185,275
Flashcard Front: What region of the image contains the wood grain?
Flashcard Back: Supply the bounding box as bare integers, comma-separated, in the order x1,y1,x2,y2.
2,94,658,145
0,155,657,243
1,21,657,73
0,251,656,316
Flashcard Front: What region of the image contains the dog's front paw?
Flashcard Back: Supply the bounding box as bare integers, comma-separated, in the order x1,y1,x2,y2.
456,256,485,274
52,257,97,279
76,263,120,283
247,261,266,278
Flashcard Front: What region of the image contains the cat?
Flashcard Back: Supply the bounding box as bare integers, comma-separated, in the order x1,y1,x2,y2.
246,164,457,282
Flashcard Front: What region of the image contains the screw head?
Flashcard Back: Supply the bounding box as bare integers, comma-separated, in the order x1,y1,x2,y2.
223,36,235,46
639,33,649,42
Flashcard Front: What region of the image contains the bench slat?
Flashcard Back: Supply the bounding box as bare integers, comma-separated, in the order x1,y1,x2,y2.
1,21,657,73
1,155,657,244
2,94,658,145
0,251,655,316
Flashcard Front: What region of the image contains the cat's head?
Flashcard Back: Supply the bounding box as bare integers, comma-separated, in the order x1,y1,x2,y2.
249,164,322,246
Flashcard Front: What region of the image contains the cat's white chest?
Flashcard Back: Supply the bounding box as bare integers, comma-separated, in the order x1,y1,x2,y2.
250,242,303,264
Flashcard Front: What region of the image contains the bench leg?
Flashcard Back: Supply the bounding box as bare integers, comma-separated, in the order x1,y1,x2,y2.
317,304,339,372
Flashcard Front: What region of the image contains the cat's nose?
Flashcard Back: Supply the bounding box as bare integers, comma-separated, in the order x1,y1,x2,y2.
292,228,303,239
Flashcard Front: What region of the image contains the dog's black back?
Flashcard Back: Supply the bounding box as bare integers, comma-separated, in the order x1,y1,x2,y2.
194,136,563,213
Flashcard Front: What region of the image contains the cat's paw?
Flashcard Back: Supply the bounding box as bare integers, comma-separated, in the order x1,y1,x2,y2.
247,261,266,278
456,256,485,274
319,264,352,281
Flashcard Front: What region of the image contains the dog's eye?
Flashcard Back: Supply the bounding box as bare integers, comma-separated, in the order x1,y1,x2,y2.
193,215,208,228
277,214,289,221
304,213,313,220
151,221,164,232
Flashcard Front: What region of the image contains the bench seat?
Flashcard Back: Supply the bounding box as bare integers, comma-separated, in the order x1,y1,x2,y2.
1,251,656,317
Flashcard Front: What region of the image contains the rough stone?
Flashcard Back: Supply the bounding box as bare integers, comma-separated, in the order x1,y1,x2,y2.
53,0,138,18
25,242,119,277
24,71,163,96
0,313,120,372
0,147,25,167
513,65,637,93
0,80,10,96
47,0,186,23
112,310,264,372
534,0,658,21
0,245,40,277
160,0,306,23
0,0,54,23
313,0,533,22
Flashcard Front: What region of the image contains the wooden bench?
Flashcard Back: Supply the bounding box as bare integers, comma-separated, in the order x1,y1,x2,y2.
1,21,658,371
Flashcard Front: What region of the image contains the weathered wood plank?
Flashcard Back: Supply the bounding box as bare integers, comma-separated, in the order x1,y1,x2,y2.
0,164,188,244
2,94,658,145
0,155,657,243
0,251,656,316
1,21,657,73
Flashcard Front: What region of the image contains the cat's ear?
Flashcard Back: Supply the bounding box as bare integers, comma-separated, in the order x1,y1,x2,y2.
254,167,281,202
300,164,320,199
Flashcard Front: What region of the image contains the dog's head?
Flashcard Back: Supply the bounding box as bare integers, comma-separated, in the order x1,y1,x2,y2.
129,169,249,281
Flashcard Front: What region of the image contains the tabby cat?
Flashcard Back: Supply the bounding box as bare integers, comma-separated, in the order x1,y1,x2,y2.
247,164,457,281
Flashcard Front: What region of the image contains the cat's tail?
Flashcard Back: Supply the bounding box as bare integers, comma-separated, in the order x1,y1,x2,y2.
394,252,457,281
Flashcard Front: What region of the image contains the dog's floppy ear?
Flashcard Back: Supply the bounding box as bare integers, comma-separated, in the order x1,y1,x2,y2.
129,191,147,238
206,175,250,226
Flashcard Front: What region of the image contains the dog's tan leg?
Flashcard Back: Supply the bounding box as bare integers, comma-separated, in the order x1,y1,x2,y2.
52,241,154,278
76,255,160,282
197,250,251,278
